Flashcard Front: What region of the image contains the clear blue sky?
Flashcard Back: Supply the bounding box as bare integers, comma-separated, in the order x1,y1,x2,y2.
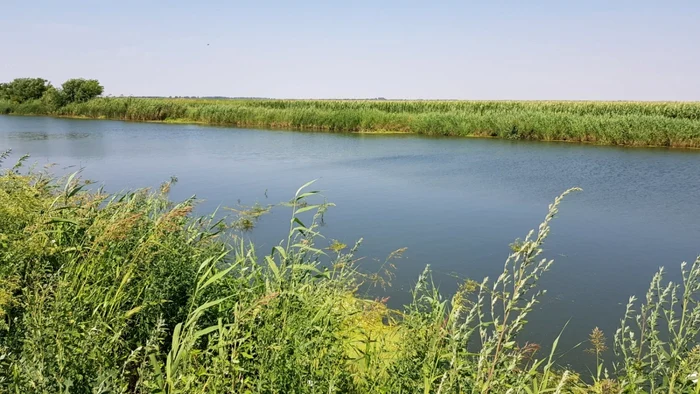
2,0,699,100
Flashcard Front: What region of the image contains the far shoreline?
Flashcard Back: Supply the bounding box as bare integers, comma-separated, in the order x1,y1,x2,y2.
3,97,700,150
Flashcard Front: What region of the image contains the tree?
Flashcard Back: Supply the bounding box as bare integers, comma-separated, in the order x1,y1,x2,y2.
61,78,104,103
0,78,50,103
41,86,67,110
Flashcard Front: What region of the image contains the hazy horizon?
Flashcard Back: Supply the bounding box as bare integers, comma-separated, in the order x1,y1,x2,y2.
3,0,699,100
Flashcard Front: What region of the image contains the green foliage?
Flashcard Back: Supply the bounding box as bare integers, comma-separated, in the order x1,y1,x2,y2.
0,78,51,103
0,100,15,115
0,75,699,149
0,76,103,112
41,86,67,110
5,96,700,148
61,78,104,103
0,99,49,115
0,162,699,393
613,260,700,393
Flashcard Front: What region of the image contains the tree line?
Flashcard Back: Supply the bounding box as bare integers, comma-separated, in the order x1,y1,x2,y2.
0,77,103,109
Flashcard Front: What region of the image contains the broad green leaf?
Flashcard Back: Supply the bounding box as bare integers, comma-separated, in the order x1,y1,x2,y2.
292,217,306,228
295,179,317,197
266,255,282,282
194,324,222,339
295,191,320,201
124,306,143,318
200,263,237,292
272,246,287,260
46,217,79,226
185,296,232,329
294,204,322,214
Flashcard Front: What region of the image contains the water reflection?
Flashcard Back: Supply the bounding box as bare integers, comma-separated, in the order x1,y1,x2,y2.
7,131,91,140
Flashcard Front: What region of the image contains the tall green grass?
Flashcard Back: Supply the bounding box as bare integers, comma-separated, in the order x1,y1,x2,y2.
3,98,700,148
2,153,700,392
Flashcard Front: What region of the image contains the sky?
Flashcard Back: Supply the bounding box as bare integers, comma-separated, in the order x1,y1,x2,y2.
2,0,699,100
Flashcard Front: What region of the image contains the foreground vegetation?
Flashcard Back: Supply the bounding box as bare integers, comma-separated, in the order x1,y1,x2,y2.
1,76,700,148
2,153,700,393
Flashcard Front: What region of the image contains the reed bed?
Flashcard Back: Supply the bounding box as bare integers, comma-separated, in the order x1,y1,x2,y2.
2,153,700,393
3,97,700,148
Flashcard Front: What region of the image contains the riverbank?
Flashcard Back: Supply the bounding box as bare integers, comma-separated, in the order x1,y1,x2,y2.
1,157,699,392
3,97,700,148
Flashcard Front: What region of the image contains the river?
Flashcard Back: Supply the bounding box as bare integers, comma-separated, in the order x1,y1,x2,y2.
2,115,699,369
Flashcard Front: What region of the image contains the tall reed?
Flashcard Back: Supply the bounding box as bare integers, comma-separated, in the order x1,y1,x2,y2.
3,98,700,148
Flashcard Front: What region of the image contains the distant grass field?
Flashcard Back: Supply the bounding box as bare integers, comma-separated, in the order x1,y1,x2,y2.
3,97,700,148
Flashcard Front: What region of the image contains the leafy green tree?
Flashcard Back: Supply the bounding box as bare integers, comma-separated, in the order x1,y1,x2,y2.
61,78,104,103
0,78,50,103
41,86,67,110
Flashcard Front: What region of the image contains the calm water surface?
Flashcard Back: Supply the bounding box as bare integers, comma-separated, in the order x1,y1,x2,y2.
2,115,700,368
